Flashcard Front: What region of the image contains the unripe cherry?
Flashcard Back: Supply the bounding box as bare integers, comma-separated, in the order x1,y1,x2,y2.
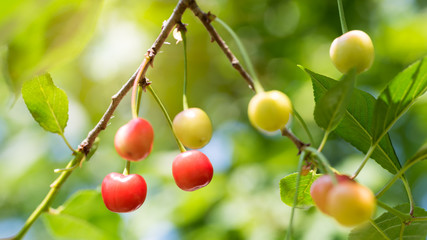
330,30,374,74
310,174,352,215
172,150,214,191
114,118,154,161
173,108,212,149
327,181,376,226
248,90,292,132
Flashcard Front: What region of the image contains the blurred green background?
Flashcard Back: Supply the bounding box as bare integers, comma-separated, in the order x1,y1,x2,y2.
1,0,427,239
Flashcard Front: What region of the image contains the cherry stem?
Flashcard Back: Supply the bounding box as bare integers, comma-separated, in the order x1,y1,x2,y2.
180,25,190,110
352,145,375,179
337,0,348,34
136,85,143,116
376,156,423,201
131,66,145,119
304,147,337,184
376,200,410,221
123,161,131,175
317,130,330,152
286,150,306,240
146,85,186,153
214,17,264,93
292,107,315,145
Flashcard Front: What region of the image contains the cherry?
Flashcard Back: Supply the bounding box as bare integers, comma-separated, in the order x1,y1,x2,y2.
329,30,374,74
327,181,376,226
172,150,213,191
173,108,212,149
248,90,292,132
310,174,352,215
101,172,147,213
114,118,154,161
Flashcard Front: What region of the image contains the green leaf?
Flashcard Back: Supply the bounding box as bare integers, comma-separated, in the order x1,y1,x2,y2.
43,190,121,240
372,57,427,145
404,142,427,167
314,69,356,132
0,0,48,45
22,73,68,134
6,0,103,91
280,171,320,209
349,204,427,240
304,67,401,174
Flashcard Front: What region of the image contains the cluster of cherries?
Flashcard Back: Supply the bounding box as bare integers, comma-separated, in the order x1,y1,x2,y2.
310,174,375,226
309,29,376,226
101,27,377,228
101,107,214,213
247,29,377,227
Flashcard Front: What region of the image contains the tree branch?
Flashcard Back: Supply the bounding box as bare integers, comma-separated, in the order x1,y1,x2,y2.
188,1,256,91
10,1,190,239
79,0,189,154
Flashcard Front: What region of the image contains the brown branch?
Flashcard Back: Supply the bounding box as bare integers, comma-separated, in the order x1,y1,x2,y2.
281,128,310,154
79,0,190,154
187,1,256,92
10,1,191,240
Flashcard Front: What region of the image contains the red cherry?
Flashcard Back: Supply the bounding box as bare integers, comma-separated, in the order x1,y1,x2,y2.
101,172,147,213
114,118,154,161
172,150,214,191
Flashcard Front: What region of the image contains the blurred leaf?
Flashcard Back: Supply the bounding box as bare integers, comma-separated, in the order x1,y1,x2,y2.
313,69,355,132
349,204,427,240
304,67,400,174
22,73,68,134
372,57,427,145
6,0,103,92
0,0,48,44
43,190,121,240
279,171,320,209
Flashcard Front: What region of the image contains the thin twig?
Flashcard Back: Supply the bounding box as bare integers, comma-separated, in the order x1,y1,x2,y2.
188,1,256,92
79,0,190,154
281,128,310,154
11,1,191,239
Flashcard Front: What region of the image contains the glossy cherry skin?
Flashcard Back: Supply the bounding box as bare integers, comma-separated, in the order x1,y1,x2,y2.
172,150,214,191
114,118,154,161
101,172,147,213
327,181,376,226
330,30,374,74
248,90,292,132
310,174,352,215
173,108,212,149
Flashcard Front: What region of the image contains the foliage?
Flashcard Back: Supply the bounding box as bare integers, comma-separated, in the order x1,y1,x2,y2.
1,0,427,240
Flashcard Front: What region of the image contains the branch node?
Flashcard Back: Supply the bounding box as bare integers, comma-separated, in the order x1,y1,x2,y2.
138,77,152,91
206,11,216,23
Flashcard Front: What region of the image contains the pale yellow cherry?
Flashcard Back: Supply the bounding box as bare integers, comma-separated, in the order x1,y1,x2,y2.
248,90,292,132
330,30,374,74
173,108,212,149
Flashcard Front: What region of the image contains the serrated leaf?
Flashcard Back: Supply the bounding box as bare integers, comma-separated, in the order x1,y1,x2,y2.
43,190,121,240
22,73,68,134
372,57,427,145
304,67,401,174
280,171,320,209
6,0,103,92
349,204,427,240
314,69,355,132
